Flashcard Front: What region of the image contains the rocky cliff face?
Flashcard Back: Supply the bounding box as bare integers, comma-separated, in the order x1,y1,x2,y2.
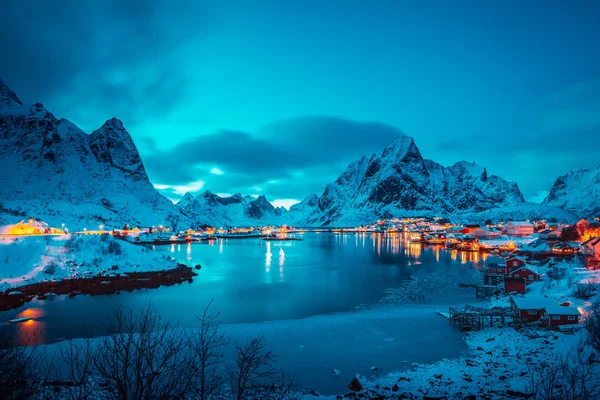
0,79,188,230
543,166,600,218
303,136,526,226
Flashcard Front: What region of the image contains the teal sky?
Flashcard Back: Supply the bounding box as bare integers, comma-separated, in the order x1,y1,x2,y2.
2,0,599,207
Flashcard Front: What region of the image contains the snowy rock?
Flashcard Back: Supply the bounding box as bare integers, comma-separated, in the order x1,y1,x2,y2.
544,166,600,218
348,376,363,391
332,368,341,376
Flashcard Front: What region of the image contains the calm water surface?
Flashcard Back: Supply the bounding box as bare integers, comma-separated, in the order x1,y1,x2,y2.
2,232,486,394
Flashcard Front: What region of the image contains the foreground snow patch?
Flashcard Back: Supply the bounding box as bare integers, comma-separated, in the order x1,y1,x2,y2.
0,235,176,291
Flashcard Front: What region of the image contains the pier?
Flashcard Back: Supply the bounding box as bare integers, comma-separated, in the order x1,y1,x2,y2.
458,283,500,297
448,305,517,331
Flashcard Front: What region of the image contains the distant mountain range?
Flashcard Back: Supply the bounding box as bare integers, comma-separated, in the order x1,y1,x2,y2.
177,191,287,228
0,79,592,228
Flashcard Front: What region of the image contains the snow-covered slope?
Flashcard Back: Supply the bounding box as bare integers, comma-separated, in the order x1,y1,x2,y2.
287,194,320,225
543,166,600,218
178,190,288,227
0,79,189,230
303,136,526,226
527,190,550,204
0,234,178,292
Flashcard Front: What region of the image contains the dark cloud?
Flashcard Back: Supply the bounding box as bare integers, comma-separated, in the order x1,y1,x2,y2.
145,117,405,200
0,0,212,128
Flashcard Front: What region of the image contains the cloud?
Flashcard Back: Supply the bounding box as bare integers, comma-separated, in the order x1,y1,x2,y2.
0,0,212,131
143,117,405,201
432,76,600,197
154,180,206,199
271,199,301,210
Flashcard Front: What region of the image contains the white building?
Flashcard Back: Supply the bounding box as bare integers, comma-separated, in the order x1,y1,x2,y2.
504,221,535,236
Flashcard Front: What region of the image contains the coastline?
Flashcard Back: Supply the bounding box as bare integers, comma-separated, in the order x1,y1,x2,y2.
0,263,197,311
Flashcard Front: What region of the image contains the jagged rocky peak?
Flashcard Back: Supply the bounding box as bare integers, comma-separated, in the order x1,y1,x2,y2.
381,135,422,162
252,195,274,210
481,167,488,182
0,79,23,110
89,118,147,180
303,135,526,226
200,189,222,205
219,193,244,205
178,192,198,207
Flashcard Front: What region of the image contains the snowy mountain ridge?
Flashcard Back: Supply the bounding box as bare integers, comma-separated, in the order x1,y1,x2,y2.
543,166,600,219
177,190,289,228
300,135,528,226
0,79,189,230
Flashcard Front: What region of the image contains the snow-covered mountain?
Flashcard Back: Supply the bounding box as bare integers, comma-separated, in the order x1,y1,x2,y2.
177,190,287,227
543,166,600,218
0,79,189,230
302,136,527,226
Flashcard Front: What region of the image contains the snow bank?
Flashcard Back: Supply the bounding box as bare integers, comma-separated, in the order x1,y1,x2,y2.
0,235,177,291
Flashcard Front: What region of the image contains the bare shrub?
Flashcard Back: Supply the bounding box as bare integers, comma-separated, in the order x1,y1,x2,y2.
40,338,95,400
93,305,198,400
186,299,229,400
227,336,293,400
103,240,122,256
526,349,600,400
0,321,37,399
573,282,597,299
547,266,566,281
586,302,600,351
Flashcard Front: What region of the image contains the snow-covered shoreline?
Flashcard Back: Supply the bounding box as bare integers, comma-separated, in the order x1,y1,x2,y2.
292,258,600,399
0,234,194,311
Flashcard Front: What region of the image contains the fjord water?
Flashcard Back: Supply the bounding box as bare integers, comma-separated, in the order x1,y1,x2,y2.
4,233,483,394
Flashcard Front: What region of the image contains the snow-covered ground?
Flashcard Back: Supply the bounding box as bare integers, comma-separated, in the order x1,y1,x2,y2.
0,234,177,292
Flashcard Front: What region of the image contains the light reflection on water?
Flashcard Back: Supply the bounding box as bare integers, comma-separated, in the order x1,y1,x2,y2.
2,232,483,346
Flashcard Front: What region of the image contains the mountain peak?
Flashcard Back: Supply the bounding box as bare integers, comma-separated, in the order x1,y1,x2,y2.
89,118,147,180
177,192,198,207
0,79,23,110
381,135,414,157
100,117,126,131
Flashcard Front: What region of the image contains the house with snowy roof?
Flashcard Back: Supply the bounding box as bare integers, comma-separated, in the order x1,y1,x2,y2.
505,256,527,274
511,298,546,322
508,264,542,283
511,299,582,327
543,306,581,327
504,221,535,236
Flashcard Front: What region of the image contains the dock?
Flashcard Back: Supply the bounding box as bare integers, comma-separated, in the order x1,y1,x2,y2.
448,305,517,331
458,283,500,297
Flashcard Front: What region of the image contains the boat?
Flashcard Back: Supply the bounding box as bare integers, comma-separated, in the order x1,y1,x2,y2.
425,233,447,245
8,317,34,324
408,233,423,243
